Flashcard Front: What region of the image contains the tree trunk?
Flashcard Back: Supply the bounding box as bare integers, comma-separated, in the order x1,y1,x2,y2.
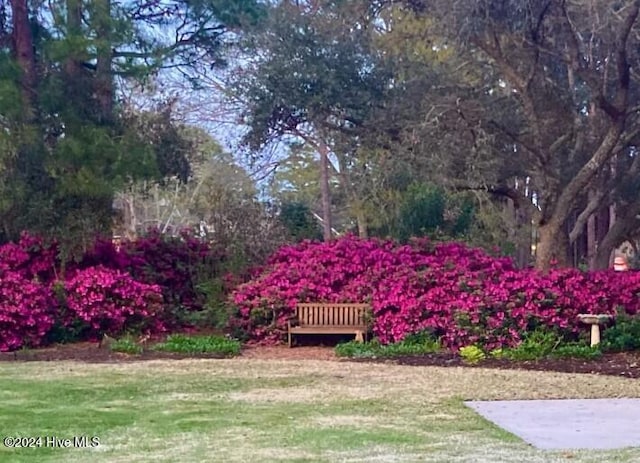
356,208,367,238
587,212,596,270
10,0,37,120
318,142,333,241
535,222,570,271
94,0,114,122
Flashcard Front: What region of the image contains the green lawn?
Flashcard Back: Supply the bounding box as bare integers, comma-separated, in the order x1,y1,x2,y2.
1,359,640,462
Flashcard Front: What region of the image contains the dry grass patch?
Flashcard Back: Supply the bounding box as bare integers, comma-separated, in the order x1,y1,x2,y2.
10,359,640,401
225,361,640,405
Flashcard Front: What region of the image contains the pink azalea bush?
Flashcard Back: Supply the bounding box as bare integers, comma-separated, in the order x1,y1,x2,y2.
0,231,175,350
0,232,59,281
0,233,59,351
229,236,640,349
0,271,56,351
63,266,165,340
82,228,226,314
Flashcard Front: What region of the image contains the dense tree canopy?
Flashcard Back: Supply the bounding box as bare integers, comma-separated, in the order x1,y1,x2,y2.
0,0,264,259
244,0,640,270
378,0,640,270
235,0,392,240
3,0,640,271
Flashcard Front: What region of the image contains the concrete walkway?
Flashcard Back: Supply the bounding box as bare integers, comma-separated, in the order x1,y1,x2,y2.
465,398,640,450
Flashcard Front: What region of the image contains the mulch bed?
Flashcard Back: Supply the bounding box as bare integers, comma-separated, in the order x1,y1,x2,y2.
347,351,640,378
0,342,231,363
1,342,638,379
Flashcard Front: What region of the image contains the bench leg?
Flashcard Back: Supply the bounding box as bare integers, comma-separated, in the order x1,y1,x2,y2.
355,331,364,343
288,331,292,348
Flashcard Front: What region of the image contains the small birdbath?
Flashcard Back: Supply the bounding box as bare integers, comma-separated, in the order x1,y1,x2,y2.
577,314,612,347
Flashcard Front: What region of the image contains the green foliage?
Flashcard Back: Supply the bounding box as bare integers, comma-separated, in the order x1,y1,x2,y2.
370,182,477,244
493,337,600,361
237,1,389,149
449,195,476,238
602,312,640,352
182,278,233,330
121,110,192,183
173,304,230,330
334,341,375,358
110,336,144,355
397,183,446,241
499,329,562,361
459,345,486,364
550,344,602,360
153,334,241,356
279,201,322,242
490,343,601,360
335,333,440,358
45,281,81,344
468,338,602,361
268,145,321,205
0,56,23,123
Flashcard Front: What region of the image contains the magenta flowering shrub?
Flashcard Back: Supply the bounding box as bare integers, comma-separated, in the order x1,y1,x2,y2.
229,236,640,349
0,271,56,351
0,232,59,281
0,229,222,350
63,266,165,339
82,228,226,314
0,233,59,351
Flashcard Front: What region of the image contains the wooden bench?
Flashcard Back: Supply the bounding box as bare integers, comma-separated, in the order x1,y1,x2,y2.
287,303,371,347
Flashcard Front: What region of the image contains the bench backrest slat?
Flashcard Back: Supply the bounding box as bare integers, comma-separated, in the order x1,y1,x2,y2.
296,303,370,327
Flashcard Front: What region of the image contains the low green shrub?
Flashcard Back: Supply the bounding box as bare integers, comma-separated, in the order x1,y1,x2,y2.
153,334,241,356
602,312,640,352
550,343,602,359
496,328,603,360
500,329,562,361
459,345,485,364
335,333,440,358
335,340,379,358
110,336,143,355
